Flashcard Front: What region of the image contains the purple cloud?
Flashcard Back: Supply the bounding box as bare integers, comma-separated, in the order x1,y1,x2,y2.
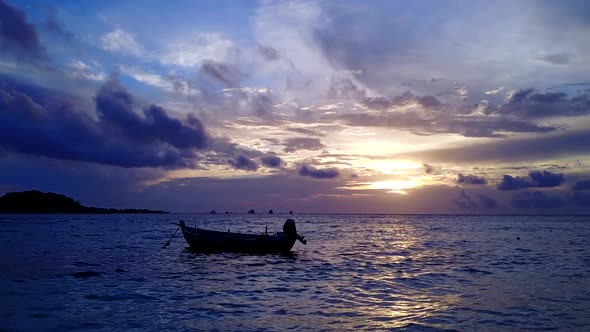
457,174,488,185
0,0,46,59
298,164,339,179
228,155,259,171
260,155,282,168
0,78,208,168
498,170,564,191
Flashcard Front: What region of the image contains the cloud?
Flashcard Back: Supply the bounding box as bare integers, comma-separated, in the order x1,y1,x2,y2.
283,137,325,153
0,0,46,59
161,33,235,67
120,66,180,92
286,127,325,137
478,194,498,209
228,155,259,171
44,6,74,41
327,76,365,99
497,175,533,191
496,89,590,118
298,164,339,179
258,45,280,61
96,80,207,150
511,191,565,209
100,29,143,56
260,155,282,168
200,60,243,88
454,190,478,209
337,111,554,138
418,95,442,109
397,129,590,164
573,179,590,190
535,53,573,65
335,91,557,138
497,170,564,191
69,61,105,82
457,174,488,185
0,78,207,168
454,190,499,209
423,163,435,174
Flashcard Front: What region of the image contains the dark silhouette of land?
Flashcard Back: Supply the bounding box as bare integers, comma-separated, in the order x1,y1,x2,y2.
0,190,167,214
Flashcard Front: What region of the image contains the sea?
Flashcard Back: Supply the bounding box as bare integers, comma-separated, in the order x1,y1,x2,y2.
0,214,589,331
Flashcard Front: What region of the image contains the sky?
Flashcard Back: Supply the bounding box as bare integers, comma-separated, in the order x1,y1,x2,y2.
1,0,590,214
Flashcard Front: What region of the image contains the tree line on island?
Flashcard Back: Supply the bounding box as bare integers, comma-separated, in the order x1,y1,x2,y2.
0,190,167,214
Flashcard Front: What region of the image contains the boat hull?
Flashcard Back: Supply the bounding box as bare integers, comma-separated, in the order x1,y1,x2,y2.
180,222,297,253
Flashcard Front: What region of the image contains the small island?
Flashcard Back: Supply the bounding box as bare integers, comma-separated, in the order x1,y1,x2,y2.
0,190,167,214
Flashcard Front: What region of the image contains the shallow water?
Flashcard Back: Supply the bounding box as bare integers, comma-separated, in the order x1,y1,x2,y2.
1,214,589,331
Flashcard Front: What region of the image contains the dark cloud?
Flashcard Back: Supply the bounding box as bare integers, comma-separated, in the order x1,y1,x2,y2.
397,129,590,164
418,95,442,109
200,60,242,87
478,194,498,209
497,175,533,191
228,155,259,171
95,80,207,150
457,174,488,185
535,53,573,65
327,76,365,99
423,163,435,174
260,155,282,168
337,112,554,138
497,170,564,191
573,179,590,190
496,89,590,118
250,93,274,118
283,137,325,153
339,90,556,137
298,164,339,179
529,170,565,187
572,191,590,205
511,191,565,209
0,0,46,59
361,92,430,111
0,78,208,168
454,190,478,209
258,45,280,61
286,127,325,137
453,190,497,210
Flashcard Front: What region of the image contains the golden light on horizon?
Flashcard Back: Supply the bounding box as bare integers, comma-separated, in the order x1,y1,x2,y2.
343,177,421,195
369,179,420,194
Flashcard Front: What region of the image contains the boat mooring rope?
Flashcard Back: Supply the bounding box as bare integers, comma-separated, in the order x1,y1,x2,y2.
162,224,181,248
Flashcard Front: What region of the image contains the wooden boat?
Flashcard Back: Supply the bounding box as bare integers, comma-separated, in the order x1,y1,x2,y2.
179,219,306,253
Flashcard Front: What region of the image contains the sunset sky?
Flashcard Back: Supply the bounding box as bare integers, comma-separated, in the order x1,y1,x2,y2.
1,0,590,213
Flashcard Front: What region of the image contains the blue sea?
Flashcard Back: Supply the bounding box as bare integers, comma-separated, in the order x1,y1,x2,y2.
1,214,589,331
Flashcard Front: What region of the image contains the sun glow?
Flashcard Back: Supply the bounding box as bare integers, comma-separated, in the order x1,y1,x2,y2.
344,178,421,195
369,179,420,194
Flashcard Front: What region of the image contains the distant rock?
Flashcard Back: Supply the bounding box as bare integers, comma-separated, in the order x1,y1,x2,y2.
268,209,274,214
209,210,217,214
0,190,167,214
248,209,255,214
289,211,293,215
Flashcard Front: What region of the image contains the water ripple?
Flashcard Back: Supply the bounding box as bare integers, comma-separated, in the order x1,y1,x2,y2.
1,214,589,331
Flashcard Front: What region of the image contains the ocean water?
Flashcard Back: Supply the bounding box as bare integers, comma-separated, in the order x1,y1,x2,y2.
0,214,589,331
